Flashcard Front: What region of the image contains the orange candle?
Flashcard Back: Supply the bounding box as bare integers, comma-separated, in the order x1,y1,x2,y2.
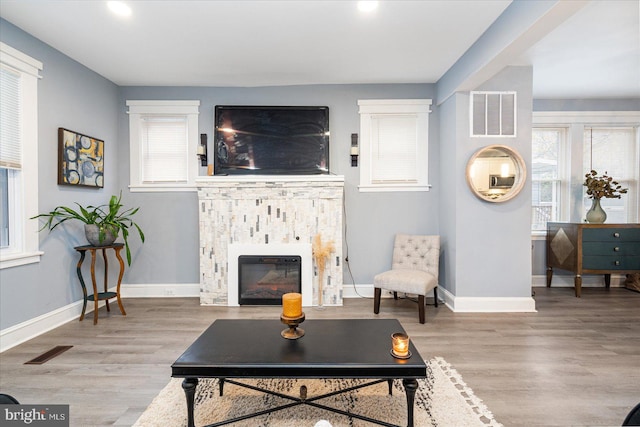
391,332,410,357
282,293,302,318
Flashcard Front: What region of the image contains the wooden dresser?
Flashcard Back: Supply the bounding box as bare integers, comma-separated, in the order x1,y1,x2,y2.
546,222,640,297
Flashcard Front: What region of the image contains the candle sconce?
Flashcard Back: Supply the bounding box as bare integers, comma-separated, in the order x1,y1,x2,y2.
281,313,305,339
198,133,208,166
350,133,359,167
391,332,411,359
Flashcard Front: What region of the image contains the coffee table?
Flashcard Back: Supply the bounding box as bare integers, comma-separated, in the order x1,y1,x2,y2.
172,318,426,427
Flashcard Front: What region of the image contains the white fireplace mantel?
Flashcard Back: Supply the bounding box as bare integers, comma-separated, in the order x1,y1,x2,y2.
197,175,344,307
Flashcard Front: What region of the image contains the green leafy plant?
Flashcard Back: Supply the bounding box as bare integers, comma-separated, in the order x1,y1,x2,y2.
583,170,628,200
32,192,145,265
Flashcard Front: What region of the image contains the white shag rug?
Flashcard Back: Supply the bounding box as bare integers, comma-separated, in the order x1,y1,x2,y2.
134,357,502,427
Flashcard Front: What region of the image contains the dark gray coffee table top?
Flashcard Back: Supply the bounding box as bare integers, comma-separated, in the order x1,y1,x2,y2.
172,318,426,379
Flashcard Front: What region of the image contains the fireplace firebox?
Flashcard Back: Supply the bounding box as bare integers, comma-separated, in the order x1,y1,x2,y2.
238,255,302,305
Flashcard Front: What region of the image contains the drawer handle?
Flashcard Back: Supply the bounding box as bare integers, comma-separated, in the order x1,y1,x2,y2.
613,232,620,238
614,261,621,266
614,247,620,252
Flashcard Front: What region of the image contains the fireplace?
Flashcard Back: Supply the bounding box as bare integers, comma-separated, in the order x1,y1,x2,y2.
238,255,301,305
227,243,314,307
197,175,344,306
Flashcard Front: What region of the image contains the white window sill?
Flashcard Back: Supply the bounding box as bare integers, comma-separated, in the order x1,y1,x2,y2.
358,184,432,193
129,184,197,193
0,251,43,269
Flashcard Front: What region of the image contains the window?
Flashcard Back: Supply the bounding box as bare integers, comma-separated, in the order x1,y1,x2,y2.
470,91,516,137
127,100,200,192
583,127,638,223
357,99,432,192
0,42,43,269
532,112,640,233
531,128,568,231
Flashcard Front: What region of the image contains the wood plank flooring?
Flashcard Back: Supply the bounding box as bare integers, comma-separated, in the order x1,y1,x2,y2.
1,286,639,426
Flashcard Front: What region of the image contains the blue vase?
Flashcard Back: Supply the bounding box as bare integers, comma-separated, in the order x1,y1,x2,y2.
586,198,607,223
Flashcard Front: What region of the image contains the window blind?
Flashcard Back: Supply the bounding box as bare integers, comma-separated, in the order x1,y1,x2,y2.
141,116,188,182
371,115,418,183
0,66,22,170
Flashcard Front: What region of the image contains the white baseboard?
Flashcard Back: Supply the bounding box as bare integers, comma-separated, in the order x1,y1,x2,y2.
12,275,623,353
439,287,537,312
0,298,107,353
120,283,200,298
345,284,537,312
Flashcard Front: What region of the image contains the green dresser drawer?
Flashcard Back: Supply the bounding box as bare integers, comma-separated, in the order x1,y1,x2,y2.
583,227,640,242
582,242,640,256
583,256,640,270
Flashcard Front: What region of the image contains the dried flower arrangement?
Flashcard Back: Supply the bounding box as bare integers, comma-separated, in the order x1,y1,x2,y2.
312,234,335,306
583,170,628,200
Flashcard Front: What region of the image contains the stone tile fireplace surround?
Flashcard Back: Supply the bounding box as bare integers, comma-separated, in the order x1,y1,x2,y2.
197,175,344,306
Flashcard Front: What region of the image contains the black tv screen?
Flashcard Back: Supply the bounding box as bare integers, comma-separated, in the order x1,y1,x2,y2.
214,105,329,175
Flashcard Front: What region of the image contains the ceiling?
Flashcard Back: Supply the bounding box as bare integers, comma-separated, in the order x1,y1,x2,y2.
0,0,638,99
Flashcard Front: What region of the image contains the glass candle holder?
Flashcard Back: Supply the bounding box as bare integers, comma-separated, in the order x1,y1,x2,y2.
391,332,411,359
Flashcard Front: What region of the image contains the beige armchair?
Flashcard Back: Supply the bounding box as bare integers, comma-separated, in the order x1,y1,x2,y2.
373,234,440,324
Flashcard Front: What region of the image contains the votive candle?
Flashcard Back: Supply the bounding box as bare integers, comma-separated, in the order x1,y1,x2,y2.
391,332,410,357
282,293,302,318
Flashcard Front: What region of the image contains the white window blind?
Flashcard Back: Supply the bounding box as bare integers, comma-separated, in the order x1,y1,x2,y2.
358,99,432,192
141,116,188,182
0,66,22,170
371,115,418,183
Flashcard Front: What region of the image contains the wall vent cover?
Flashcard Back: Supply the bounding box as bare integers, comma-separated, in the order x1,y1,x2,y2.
471,91,516,137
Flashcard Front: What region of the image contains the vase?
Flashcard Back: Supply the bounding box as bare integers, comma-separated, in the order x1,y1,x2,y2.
586,198,607,223
84,224,118,246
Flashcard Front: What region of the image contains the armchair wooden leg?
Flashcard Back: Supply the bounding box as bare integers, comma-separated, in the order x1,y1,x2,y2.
393,292,398,300
418,295,425,324
374,287,381,314
433,287,438,307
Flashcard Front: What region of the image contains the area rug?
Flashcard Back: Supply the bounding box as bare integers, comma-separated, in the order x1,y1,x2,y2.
133,357,502,427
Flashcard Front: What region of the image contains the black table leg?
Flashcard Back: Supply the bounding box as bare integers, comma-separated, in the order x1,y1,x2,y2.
182,378,198,427
402,378,418,427
387,379,393,395
219,378,225,396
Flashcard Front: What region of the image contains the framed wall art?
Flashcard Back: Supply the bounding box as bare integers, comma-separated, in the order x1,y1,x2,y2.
58,128,104,188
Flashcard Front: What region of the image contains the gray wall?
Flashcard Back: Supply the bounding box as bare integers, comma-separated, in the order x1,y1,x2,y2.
439,66,534,299
117,85,440,288
0,19,119,329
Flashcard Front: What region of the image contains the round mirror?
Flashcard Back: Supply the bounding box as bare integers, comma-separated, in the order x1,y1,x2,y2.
466,145,526,203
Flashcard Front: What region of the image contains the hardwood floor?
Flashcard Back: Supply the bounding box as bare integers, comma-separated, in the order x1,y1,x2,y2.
1,286,639,426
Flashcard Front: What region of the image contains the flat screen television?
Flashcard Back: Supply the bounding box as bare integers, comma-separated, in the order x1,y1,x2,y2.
214,105,329,175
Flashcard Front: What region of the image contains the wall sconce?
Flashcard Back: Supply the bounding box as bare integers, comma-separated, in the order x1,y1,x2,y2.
198,134,208,166
351,133,359,167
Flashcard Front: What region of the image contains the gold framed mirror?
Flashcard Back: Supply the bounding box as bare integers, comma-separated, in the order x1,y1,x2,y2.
466,145,526,203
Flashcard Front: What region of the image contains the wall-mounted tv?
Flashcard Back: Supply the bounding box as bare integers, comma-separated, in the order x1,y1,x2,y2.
214,105,329,175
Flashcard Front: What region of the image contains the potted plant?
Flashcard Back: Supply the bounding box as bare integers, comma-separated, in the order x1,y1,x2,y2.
583,170,628,223
32,192,145,265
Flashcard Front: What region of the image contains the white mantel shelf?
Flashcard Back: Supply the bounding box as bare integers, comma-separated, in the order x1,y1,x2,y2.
196,174,345,185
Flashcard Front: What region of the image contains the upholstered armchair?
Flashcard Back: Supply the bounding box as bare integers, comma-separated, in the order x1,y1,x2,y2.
373,234,440,324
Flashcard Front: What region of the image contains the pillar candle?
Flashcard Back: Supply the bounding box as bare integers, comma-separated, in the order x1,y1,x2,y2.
282,293,302,317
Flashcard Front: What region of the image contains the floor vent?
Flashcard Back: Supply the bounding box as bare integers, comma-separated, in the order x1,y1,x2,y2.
24,346,73,365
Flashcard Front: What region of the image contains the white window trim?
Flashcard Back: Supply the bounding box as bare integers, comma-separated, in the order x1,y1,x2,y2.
532,111,640,234
357,99,432,192
0,42,43,269
127,100,200,192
